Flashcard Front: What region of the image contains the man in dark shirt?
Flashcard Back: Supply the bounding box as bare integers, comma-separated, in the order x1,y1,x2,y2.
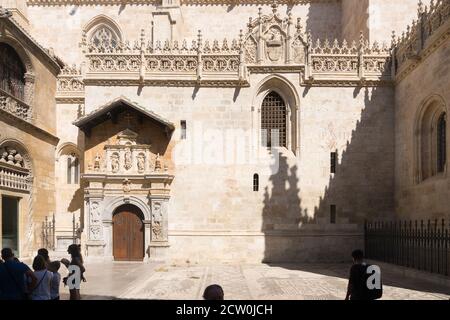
345,249,369,300
0,248,37,300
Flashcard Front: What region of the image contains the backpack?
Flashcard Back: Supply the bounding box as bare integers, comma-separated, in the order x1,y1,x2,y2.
363,264,383,300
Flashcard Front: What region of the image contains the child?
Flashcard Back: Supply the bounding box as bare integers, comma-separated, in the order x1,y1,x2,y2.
47,261,61,300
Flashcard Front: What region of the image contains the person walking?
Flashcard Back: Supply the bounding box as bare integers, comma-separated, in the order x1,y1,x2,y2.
0,248,37,300
30,255,53,300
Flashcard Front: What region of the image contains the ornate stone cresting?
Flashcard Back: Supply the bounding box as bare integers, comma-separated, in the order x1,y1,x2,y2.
0,88,33,121
307,33,392,86
392,0,450,83
78,3,392,87
82,28,247,86
56,65,85,103
26,0,323,6
244,3,305,66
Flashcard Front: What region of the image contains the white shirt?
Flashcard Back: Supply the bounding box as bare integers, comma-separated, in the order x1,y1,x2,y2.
31,270,53,300
50,272,61,299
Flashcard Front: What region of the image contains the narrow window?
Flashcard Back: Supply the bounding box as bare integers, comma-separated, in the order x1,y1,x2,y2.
437,113,446,173
253,173,259,192
67,157,72,184
330,152,337,174
330,205,336,224
181,120,187,140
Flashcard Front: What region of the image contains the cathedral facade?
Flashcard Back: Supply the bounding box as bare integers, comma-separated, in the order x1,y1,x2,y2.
0,0,448,263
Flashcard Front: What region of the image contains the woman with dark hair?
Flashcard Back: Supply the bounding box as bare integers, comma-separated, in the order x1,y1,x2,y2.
37,248,51,266
61,244,86,300
30,255,53,300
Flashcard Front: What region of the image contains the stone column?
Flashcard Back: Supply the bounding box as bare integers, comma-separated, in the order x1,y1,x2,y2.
84,195,106,259
148,196,170,261
143,220,152,261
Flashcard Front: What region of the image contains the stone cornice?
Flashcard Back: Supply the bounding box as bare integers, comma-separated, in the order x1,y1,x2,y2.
0,15,62,75
0,109,60,146
395,18,450,85
26,0,336,6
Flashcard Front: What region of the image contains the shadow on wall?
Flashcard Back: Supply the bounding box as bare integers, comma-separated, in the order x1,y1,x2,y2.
314,86,395,224
261,85,395,264
305,1,346,42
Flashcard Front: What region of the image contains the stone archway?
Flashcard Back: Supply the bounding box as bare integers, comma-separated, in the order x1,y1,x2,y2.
112,204,145,261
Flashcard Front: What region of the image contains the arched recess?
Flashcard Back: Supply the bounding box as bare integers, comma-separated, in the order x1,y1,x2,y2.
414,94,448,183
252,75,300,156
103,196,151,222
0,138,34,175
83,15,123,48
56,142,82,185
0,37,35,106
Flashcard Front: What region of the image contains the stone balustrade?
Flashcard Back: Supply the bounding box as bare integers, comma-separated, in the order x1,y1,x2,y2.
0,88,32,121
0,163,31,192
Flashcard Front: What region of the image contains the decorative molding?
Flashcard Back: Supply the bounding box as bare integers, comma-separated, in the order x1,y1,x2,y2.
56,65,85,103
76,4,391,87
0,88,32,121
26,0,336,7
393,0,450,83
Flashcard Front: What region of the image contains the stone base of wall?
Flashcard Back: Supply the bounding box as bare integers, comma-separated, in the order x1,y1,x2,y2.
166,230,363,264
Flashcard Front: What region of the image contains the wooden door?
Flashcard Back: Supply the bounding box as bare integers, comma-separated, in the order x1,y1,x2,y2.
113,205,144,261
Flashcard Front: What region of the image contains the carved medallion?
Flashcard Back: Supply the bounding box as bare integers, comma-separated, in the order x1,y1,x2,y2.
265,28,284,62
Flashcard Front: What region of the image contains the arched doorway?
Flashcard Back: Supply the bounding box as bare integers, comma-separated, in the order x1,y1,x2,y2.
113,204,144,261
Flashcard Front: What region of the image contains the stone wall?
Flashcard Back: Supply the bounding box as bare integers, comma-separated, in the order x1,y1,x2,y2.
0,120,57,257
341,0,369,42
395,36,450,220
80,71,394,262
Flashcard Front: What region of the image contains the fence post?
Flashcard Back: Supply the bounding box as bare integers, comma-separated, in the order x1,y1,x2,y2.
52,213,56,251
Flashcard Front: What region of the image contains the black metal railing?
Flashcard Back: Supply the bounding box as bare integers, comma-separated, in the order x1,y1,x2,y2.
41,214,55,251
72,213,81,245
365,219,450,277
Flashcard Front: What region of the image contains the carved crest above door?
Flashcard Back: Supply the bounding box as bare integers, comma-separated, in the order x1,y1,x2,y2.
244,3,308,65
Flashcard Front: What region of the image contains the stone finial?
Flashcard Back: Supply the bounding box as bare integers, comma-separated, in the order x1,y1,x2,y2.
391,30,397,47
140,29,145,44
197,30,202,46
296,18,302,32
418,0,424,15
0,6,13,19
155,153,162,172
271,0,278,15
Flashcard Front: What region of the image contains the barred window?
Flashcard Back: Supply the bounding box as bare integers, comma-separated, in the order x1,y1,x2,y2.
0,43,26,100
437,113,446,173
261,91,287,148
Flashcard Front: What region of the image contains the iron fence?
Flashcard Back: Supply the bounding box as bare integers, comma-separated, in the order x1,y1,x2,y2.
72,213,81,245
41,214,55,251
365,219,450,277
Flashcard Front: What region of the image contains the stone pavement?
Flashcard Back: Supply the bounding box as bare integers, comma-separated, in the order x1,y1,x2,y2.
58,262,450,300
